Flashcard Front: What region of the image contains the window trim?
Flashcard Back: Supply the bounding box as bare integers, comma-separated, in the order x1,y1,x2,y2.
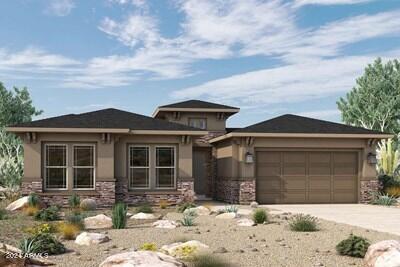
72,144,96,190
44,144,68,191
155,145,176,190
188,117,207,130
128,145,151,190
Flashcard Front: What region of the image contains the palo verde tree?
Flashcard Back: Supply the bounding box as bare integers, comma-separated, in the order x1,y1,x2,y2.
337,58,400,134
0,82,42,189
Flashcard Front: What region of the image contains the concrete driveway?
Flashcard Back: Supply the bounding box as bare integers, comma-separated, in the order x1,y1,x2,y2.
263,204,400,236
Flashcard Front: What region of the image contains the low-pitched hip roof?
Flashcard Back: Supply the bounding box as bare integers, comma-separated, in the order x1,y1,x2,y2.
158,99,239,110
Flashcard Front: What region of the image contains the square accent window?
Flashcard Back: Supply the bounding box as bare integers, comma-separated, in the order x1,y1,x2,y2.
156,147,175,188
45,145,67,189
189,118,207,129
73,145,95,189
129,147,150,189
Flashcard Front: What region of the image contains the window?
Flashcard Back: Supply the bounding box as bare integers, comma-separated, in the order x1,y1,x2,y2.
45,145,67,189
73,145,95,189
156,147,175,188
129,146,150,189
189,118,207,129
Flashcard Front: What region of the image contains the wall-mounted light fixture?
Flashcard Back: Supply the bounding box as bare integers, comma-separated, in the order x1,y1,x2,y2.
245,152,254,164
367,152,377,164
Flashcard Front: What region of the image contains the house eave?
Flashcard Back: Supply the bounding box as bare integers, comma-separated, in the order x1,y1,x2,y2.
152,107,240,117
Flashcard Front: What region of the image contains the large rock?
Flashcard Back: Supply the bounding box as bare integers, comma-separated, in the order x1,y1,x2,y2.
75,232,109,246
250,201,258,208
161,240,209,259
80,198,97,211
99,251,185,267
131,212,156,220
237,209,252,216
237,218,256,227
215,212,237,219
364,240,400,267
152,220,178,229
84,214,112,230
184,206,211,216
6,196,29,211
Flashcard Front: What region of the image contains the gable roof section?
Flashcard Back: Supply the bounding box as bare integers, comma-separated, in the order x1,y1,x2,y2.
210,114,392,142
153,99,240,117
7,108,206,134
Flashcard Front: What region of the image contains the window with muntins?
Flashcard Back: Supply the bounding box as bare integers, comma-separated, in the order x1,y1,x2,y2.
156,147,175,188
188,118,207,129
45,145,67,189
73,145,95,189
129,146,150,189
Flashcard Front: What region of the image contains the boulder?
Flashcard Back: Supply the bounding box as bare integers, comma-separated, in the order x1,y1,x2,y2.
84,214,113,230
250,201,259,208
99,251,185,267
237,218,256,227
131,212,157,220
364,240,400,267
237,209,252,216
152,220,179,229
215,212,237,219
184,206,211,216
80,198,97,211
6,196,29,211
75,232,110,246
161,240,209,259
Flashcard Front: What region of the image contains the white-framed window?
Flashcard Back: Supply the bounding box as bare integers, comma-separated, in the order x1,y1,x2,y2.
44,144,67,190
73,145,95,189
188,118,207,129
129,146,150,189
155,146,176,189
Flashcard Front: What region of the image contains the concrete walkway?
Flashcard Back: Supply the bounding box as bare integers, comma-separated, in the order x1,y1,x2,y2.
263,204,400,236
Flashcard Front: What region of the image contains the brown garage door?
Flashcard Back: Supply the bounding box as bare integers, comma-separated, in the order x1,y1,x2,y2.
256,151,358,204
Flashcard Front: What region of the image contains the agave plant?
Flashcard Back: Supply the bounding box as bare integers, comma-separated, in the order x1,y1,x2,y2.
224,205,238,213
377,139,400,177
180,214,195,226
371,192,397,206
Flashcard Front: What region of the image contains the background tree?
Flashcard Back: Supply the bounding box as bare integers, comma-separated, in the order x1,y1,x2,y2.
0,82,42,190
337,58,400,134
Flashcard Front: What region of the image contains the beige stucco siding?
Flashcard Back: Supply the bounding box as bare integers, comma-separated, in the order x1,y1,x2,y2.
164,112,226,131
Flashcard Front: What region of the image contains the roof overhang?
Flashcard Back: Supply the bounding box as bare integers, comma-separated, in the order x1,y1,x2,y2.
209,132,394,143
6,127,207,136
153,107,240,117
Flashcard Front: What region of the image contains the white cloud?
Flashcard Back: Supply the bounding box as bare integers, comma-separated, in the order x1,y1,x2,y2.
45,0,75,16
296,109,341,120
293,0,373,8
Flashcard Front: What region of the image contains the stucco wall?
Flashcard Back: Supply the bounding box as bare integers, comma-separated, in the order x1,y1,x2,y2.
164,112,226,131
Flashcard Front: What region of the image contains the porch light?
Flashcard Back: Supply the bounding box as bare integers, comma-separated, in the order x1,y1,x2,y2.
367,152,377,164
245,152,254,164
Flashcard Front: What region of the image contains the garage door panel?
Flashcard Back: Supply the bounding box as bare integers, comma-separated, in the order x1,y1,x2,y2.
257,164,280,176
333,177,356,190
258,193,281,204
309,177,331,190
283,152,306,163
283,165,306,175
309,152,331,163
257,152,280,163
282,176,306,190
334,164,357,175
308,192,331,203
257,177,281,190
333,192,357,203
282,192,307,203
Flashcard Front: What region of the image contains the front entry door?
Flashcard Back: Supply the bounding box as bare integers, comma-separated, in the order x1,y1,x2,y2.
193,148,208,195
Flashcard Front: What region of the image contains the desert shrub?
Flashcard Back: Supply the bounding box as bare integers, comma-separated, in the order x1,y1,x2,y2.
386,186,400,197
112,202,127,229
371,192,397,206
34,206,60,221
336,234,370,258
224,205,238,213
378,174,400,192
0,208,7,220
189,253,231,267
252,208,268,224
68,193,80,209
58,222,80,240
19,233,66,255
174,245,197,258
80,198,97,211
27,193,40,207
177,202,196,213
24,223,57,235
159,199,169,209
136,203,153,214
184,209,198,218
289,214,318,232
140,242,157,251
180,214,196,226
65,213,85,229
23,205,40,216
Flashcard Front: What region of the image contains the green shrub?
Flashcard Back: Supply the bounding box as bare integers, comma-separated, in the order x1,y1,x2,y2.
24,223,57,235
189,253,231,267
112,202,127,229
336,234,370,258
177,202,196,213
184,209,198,217
378,174,400,192
288,214,318,232
68,193,80,209
34,206,60,221
224,205,238,213
65,213,85,229
0,209,7,220
371,192,397,206
19,233,66,255
140,242,157,251
28,193,40,207
180,214,196,226
136,203,153,214
252,208,268,224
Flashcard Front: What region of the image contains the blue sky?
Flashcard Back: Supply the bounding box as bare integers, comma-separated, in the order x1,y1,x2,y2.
1,0,400,127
